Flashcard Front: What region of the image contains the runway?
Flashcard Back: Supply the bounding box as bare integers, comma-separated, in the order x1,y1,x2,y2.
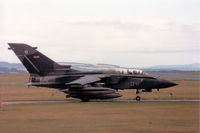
2,99,200,105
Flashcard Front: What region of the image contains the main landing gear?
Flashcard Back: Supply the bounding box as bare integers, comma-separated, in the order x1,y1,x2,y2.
81,96,90,102
135,89,141,101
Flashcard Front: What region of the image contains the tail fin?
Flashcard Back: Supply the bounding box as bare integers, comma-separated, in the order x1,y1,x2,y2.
8,43,69,76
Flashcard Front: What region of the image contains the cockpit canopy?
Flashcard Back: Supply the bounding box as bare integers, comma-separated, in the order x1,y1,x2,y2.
115,68,148,75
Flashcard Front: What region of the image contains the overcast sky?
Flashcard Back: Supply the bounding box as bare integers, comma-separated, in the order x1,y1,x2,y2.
1,0,199,67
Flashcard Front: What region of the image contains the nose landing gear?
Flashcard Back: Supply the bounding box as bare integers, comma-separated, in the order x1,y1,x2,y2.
136,89,141,101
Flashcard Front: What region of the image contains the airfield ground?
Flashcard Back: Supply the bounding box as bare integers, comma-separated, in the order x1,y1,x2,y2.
0,72,199,133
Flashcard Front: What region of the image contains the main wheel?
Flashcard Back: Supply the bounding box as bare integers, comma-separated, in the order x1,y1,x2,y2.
66,95,70,98
81,97,90,102
136,96,141,101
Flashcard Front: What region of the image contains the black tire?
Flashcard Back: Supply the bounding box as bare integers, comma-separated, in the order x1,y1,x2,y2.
81,97,90,102
136,96,141,101
66,95,70,98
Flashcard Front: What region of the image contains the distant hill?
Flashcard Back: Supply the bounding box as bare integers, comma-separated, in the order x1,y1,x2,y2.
60,62,120,71
0,62,26,73
142,63,200,71
0,61,199,73
0,61,23,68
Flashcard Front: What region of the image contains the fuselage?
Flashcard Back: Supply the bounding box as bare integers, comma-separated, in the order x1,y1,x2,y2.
28,70,177,91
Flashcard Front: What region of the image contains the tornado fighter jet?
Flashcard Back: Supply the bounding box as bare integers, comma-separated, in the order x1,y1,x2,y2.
8,43,178,102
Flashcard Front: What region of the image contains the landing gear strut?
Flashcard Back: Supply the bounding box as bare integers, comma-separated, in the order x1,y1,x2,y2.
81,97,90,102
135,89,141,101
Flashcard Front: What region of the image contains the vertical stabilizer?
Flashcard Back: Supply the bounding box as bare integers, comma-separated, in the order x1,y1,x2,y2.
8,43,64,76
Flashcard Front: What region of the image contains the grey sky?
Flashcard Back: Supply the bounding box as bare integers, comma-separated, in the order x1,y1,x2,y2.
1,0,200,67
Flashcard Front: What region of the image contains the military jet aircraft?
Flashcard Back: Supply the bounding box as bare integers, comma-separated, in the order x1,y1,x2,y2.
8,43,178,102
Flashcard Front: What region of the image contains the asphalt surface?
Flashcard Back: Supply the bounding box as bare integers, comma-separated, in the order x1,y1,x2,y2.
2,99,200,105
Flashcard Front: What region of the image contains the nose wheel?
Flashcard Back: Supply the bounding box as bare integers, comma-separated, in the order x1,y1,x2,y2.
136,96,141,101
136,89,141,101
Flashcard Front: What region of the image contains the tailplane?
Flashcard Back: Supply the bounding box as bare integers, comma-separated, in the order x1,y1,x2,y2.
8,43,70,76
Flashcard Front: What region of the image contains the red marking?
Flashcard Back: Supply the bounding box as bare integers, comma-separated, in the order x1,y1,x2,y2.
33,55,40,59
182,80,185,83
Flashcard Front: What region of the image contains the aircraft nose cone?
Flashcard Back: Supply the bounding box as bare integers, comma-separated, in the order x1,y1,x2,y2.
167,81,178,87
159,79,178,88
